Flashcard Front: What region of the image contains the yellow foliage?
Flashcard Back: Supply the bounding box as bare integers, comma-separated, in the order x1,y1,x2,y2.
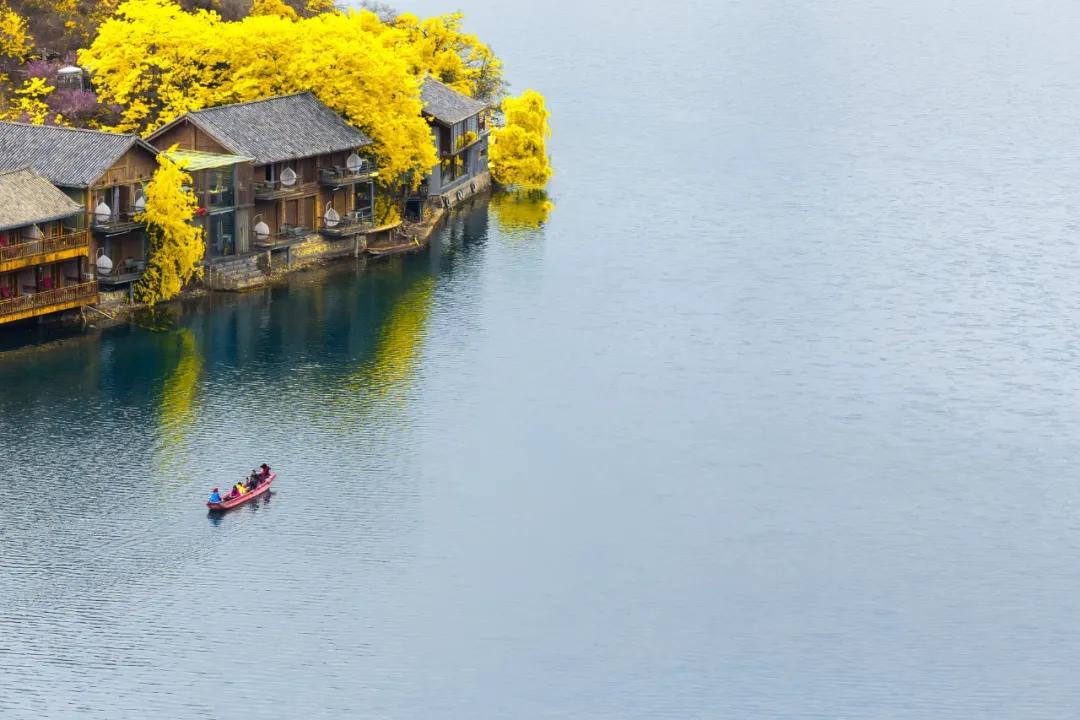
80,0,438,184
4,77,56,124
378,12,504,101
302,0,335,15
373,191,401,226
251,0,296,19
490,189,554,232
134,151,205,306
0,1,30,59
490,90,553,191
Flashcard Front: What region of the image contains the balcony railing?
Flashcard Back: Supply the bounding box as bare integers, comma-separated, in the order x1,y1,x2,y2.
0,280,98,323
91,210,144,234
320,209,375,238
253,223,312,249
319,163,377,187
252,179,304,200
0,230,90,269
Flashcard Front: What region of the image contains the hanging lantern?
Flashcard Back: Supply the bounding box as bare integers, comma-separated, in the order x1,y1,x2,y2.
253,215,270,241
346,152,362,173
280,167,297,187
96,252,113,275
323,203,340,228
95,201,111,222
134,193,146,213
25,224,42,240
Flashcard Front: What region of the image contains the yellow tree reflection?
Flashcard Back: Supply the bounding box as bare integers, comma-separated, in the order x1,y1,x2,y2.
156,328,202,472
490,189,554,233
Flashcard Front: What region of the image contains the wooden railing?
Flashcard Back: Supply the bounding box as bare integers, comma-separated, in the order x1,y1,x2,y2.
90,210,143,233
252,179,304,199
0,281,98,321
0,230,89,264
319,164,377,186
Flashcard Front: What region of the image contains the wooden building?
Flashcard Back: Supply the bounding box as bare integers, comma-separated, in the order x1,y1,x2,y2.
0,122,158,294
410,77,491,216
0,168,97,325
147,92,380,259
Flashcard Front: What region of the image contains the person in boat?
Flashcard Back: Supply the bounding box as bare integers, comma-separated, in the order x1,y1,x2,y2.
209,487,222,504
246,470,259,492
258,463,271,481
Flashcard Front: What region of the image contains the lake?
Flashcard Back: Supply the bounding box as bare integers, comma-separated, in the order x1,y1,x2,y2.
4,0,1080,717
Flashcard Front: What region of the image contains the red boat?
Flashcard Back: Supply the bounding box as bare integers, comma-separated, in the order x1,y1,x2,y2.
207,472,276,511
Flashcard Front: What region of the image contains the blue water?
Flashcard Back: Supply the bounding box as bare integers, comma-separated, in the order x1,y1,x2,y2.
4,0,1080,717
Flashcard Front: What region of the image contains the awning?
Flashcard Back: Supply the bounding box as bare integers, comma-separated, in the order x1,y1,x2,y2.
165,149,253,171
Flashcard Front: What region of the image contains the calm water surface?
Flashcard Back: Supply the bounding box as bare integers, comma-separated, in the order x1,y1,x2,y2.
5,0,1080,717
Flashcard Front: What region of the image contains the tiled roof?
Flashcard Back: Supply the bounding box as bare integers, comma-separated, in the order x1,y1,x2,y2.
421,77,488,125
152,92,371,166
0,122,156,188
0,168,81,231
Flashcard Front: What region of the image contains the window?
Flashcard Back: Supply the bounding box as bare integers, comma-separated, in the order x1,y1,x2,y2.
208,169,234,208
210,212,235,256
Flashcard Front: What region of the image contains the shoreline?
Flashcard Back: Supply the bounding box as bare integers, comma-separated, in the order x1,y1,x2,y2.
0,177,491,345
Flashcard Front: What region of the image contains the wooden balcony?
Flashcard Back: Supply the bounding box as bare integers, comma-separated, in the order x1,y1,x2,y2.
253,224,313,249
90,211,144,235
0,281,98,325
252,179,306,201
0,230,91,273
319,210,399,238
319,164,378,187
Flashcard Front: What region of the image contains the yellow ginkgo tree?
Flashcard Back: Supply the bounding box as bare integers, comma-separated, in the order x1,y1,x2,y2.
134,151,205,307
490,90,553,191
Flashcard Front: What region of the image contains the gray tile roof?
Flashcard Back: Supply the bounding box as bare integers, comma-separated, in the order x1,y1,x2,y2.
0,122,155,188
0,168,81,231
421,77,488,125
157,92,372,166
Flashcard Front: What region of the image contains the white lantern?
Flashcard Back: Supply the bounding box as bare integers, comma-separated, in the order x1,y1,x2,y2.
96,253,113,275
95,201,112,222
280,167,297,187
134,193,146,213
253,219,270,241
324,204,340,228
346,152,362,173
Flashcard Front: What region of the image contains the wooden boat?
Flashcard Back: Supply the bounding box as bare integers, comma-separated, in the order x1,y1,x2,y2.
207,472,276,511
366,237,423,257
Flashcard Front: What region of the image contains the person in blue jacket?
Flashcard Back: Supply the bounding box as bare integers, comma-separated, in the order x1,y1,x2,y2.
208,487,222,504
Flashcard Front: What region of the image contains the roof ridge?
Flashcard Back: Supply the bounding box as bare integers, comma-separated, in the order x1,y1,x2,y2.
191,91,315,114
0,120,139,139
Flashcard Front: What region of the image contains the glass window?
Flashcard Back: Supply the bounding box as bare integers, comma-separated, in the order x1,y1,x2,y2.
208,169,235,209
209,212,235,256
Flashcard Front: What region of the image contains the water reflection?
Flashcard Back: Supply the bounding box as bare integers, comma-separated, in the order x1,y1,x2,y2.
490,189,554,234
361,275,435,396
155,328,203,473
